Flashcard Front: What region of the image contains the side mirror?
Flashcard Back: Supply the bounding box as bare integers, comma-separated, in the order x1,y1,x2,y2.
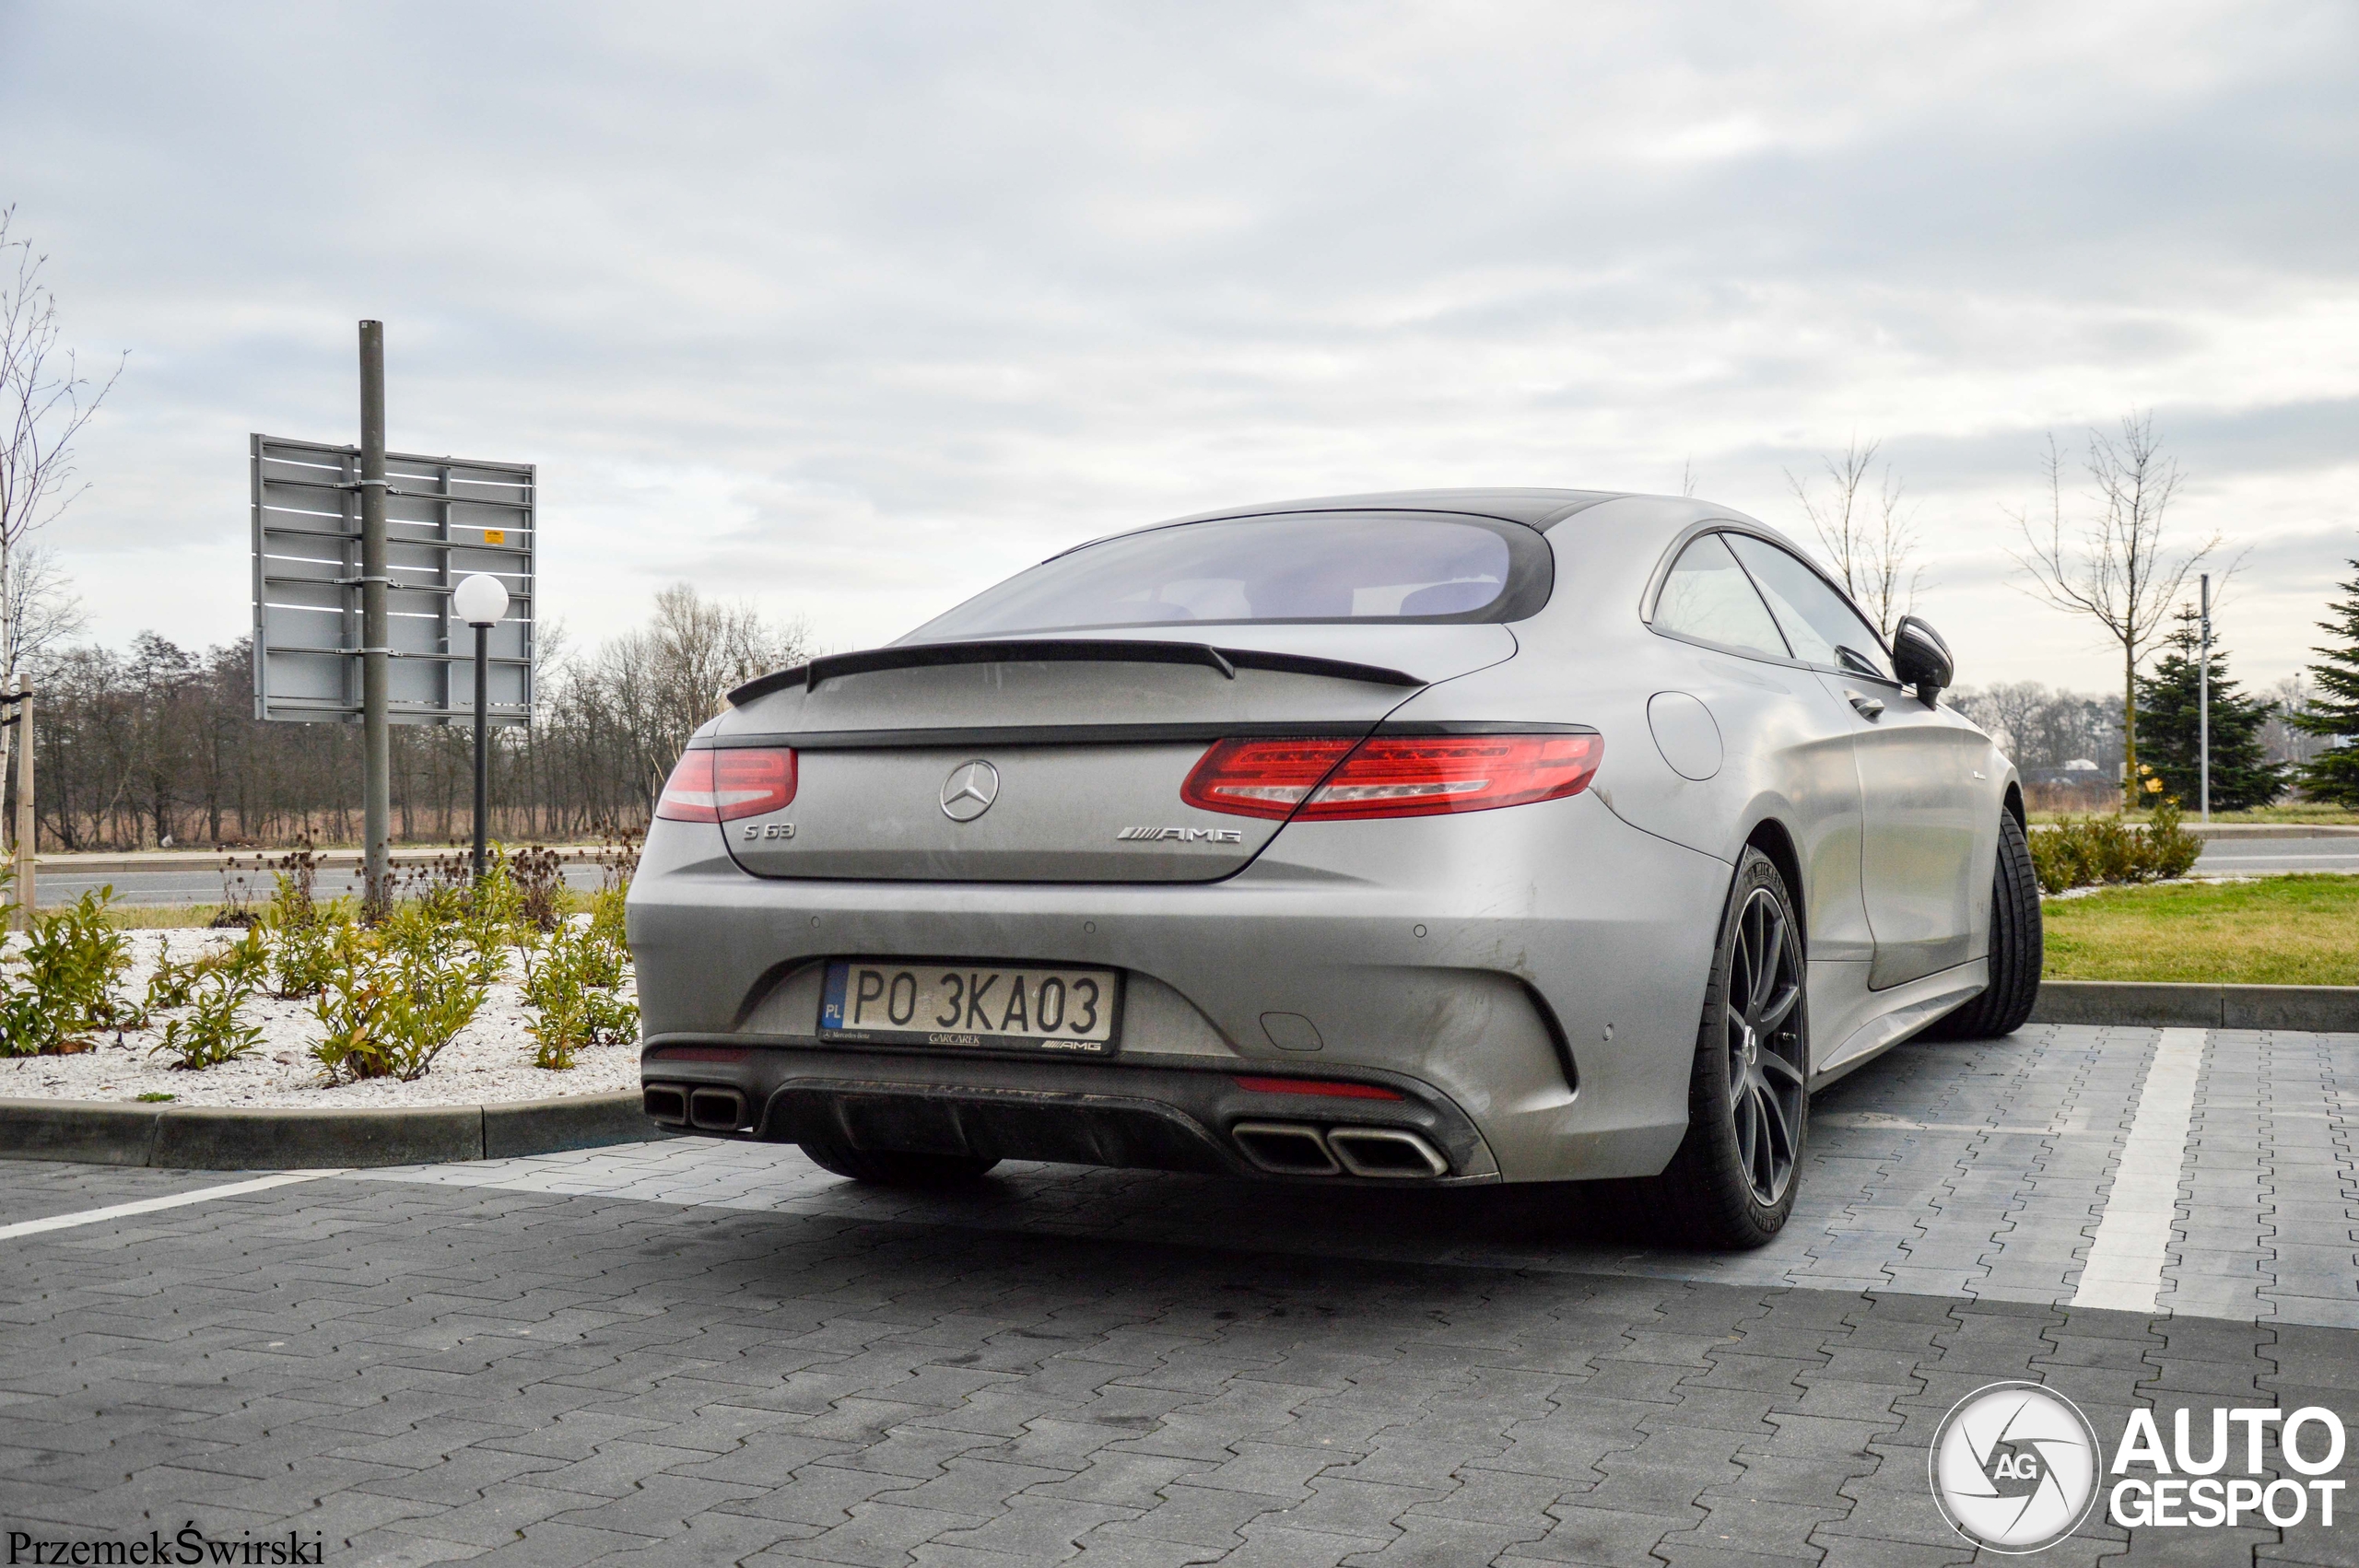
1891,615,1954,701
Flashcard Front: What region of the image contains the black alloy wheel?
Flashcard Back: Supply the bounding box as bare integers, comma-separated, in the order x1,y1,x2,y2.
1723,883,1808,1208
1920,808,2044,1040
1658,847,1810,1248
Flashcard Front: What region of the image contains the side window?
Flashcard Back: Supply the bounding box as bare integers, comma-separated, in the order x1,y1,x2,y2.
1723,535,1895,681
1650,532,1790,660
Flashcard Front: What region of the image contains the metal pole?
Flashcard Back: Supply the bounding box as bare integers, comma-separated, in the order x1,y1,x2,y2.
359,322,391,911
2198,573,2212,825
473,623,490,883
14,680,33,929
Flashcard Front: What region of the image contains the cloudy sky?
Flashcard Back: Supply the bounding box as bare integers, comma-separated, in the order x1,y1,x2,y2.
1,1,2353,698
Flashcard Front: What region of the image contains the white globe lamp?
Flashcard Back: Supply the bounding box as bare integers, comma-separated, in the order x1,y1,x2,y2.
452,573,508,626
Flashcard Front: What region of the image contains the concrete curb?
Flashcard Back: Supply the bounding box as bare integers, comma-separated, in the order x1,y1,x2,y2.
2030,980,2359,1032
0,1090,669,1171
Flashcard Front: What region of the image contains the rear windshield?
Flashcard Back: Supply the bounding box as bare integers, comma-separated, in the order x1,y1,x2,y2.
906,510,1551,639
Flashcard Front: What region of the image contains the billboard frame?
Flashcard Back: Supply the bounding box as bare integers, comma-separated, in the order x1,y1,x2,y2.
250,433,536,727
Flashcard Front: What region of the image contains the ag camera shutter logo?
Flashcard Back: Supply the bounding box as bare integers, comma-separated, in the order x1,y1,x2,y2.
1930,1382,2103,1553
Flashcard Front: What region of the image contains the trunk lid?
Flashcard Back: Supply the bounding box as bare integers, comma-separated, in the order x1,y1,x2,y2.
710,625,1514,882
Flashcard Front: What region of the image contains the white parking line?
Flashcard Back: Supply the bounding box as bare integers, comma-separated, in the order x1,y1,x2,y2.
0,1171,336,1242
2070,1027,2205,1314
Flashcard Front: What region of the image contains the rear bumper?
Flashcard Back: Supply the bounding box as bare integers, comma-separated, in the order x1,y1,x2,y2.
638,1045,1497,1186
628,789,1733,1182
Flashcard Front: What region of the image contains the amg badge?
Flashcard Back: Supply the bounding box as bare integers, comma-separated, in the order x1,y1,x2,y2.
1116,826,1244,843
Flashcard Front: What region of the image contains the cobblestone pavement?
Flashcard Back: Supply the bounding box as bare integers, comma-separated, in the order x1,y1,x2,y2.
4,1023,2356,1567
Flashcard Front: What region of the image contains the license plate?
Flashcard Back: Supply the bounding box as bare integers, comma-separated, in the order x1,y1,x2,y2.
819,961,1121,1056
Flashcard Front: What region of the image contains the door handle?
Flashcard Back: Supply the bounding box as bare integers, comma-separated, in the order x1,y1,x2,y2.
1845,690,1885,720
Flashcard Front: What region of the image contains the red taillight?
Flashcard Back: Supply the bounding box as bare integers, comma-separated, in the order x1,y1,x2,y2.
1182,732,1601,822
655,747,796,822
1179,737,1357,819
1234,1076,1404,1100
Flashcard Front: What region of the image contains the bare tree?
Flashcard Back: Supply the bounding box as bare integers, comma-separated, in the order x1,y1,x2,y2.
1953,679,2053,760
1785,437,1921,638
0,208,123,678
5,542,86,679
575,583,817,814
0,208,121,852
2009,413,2222,809
2262,673,2326,769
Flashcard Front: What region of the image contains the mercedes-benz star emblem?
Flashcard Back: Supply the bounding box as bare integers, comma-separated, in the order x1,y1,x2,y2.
940,760,1000,823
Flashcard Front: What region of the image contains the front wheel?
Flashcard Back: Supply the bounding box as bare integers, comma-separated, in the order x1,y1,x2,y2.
1920,810,2043,1040
1655,847,1810,1249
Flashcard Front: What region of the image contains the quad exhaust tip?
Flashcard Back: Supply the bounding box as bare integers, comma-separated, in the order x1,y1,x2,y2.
644,1082,745,1133
1325,1127,1450,1178
1230,1121,1448,1179
687,1086,749,1132
1231,1121,1341,1176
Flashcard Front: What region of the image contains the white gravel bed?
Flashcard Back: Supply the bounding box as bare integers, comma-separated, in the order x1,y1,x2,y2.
0,927,638,1108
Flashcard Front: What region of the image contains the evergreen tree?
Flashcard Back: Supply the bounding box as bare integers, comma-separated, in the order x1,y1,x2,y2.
2296,559,2359,805
2134,604,2287,811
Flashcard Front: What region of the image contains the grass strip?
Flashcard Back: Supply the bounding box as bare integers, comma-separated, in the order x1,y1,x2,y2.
2042,873,2359,985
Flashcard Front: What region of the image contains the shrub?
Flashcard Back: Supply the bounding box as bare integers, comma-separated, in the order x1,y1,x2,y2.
587,885,628,950
310,933,484,1083
0,989,45,1055
220,923,273,988
459,865,522,986
150,972,264,1071
265,898,354,1000
0,887,139,1055
381,884,506,989
393,950,487,1079
520,915,637,1070
310,958,401,1082
150,929,276,1015
2031,797,2203,894
144,941,212,1013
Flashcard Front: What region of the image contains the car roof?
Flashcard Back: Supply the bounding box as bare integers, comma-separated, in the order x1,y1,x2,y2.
1145,487,1628,532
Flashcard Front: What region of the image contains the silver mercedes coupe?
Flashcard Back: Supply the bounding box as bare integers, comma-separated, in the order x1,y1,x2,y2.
629,488,2041,1246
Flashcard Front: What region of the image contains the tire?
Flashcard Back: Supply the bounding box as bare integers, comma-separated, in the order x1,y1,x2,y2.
792,1117,1001,1187
1654,847,1810,1250
1920,810,2043,1040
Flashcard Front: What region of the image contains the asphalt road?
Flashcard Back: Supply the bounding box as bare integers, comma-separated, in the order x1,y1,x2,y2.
27,832,2359,907
5,1020,2357,1565
2185,833,2359,876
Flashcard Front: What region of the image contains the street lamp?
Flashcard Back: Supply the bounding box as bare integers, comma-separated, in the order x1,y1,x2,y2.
452,573,509,883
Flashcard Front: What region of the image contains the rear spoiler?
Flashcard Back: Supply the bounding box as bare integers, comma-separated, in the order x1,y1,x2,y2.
727,638,1426,706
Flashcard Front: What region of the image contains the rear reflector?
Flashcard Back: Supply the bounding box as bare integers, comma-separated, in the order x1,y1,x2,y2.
648,1045,751,1062
655,748,797,822
1183,733,1602,821
1234,1075,1404,1101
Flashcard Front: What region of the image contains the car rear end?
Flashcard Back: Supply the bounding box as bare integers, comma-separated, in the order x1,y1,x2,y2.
630,502,1730,1187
